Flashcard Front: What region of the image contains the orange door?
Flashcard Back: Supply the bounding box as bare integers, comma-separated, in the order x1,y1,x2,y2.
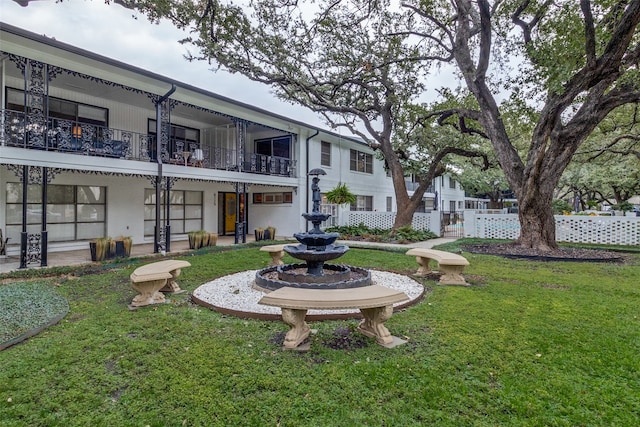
224,193,236,233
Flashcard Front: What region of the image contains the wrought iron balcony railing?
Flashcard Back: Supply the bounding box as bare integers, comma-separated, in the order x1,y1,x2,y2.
1,109,296,177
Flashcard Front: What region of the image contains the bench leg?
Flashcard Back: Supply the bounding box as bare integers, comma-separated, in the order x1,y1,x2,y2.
130,279,167,307
268,251,285,266
414,256,432,276
438,264,468,286
281,308,310,349
160,268,183,293
358,305,394,345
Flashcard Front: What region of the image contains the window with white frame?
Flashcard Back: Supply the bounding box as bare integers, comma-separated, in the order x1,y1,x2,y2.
321,141,331,167
5,183,106,243
144,189,203,236
350,195,373,211
350,149,373,174
449,176,456,189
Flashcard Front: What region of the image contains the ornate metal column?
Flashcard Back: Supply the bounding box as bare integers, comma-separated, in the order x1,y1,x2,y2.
235,119,247,172
19,165,28,269
233,182,248,244
26,59,48,149
164,176,177,253
148,175,177,254
12,165,58,268
151,86,175,253
6,55,59,149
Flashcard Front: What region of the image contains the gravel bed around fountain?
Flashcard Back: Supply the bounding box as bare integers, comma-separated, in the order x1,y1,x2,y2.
192,270,426,320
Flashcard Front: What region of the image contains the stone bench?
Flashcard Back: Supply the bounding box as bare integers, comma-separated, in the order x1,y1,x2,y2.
406,248,469,286
129,260,191,307
260,244,287,266
258,285,409,349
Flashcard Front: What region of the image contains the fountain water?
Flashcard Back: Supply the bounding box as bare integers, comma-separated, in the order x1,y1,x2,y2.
255,169,371,291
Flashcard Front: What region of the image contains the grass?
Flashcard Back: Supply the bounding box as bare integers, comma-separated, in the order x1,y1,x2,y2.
0,281,68,346
1,241,639,426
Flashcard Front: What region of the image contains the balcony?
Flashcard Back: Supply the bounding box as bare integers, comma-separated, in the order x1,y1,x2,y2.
1,109,296,177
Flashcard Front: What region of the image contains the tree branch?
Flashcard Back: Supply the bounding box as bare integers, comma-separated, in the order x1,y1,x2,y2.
580,0,597,68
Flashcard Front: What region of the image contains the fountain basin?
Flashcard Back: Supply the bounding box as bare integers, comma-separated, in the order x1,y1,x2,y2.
278,263,352,284
255,264,371,291
284,243,347,260
290,233,341,249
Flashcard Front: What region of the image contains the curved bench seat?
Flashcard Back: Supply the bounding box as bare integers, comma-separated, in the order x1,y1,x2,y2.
129,259,191,307
406,248,469,286
259,285,409,349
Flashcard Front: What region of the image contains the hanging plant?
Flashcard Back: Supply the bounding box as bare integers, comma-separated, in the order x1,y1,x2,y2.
325,183,357,206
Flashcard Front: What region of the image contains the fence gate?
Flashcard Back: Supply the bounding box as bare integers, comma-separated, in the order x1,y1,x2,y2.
441,211,464,238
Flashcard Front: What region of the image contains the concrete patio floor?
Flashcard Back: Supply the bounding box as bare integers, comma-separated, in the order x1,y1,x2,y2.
0,235,243,274
0,237,457,274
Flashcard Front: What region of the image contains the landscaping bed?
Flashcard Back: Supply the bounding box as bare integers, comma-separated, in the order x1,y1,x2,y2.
0,281,69,350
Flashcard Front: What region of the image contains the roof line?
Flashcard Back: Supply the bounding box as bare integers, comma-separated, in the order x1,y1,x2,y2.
0,22,366,146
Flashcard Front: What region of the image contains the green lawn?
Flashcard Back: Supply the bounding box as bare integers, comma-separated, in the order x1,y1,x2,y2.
1,241,639,426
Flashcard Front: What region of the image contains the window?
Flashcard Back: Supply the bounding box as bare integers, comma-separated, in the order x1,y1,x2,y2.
350,195,373,211
6,87,108,127
449,177,456,189
321,141,331,166
148,120,200,161
5,183,106,243
144,189,203,236
424,198,435,211
350,149,373,174
253,192,293,204
255,136,292,159
386,196,393,212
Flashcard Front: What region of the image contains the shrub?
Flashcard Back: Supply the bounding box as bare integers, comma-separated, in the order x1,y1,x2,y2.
325,224,436,243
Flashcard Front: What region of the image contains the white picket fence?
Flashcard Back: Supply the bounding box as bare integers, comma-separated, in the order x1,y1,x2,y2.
466,213,640,246
346,210,640,246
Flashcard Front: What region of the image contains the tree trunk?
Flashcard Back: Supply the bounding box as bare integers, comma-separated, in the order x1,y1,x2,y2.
516,181,558,251
393,202,416,230
389,165,427,231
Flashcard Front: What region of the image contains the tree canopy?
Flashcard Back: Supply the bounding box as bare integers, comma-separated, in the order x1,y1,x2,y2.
110,0,640,250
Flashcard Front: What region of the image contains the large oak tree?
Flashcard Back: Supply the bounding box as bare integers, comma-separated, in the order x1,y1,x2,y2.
106,0,488,230
398,0,640,249
111,0,640,249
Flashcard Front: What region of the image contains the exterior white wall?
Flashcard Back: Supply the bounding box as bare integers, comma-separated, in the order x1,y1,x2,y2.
0,25,402,255
436,175,467,212
305,134,395,226
0,167,307,253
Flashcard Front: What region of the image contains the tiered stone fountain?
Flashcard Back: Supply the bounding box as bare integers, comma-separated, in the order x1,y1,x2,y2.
255,168,371,291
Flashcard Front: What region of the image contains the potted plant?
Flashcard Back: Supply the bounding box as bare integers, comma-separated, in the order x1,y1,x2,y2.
255,227,265,241
207,232,218,246
188,230,210,249
89,237,110,261
266,226,276,240
188,231,197,249
325,183,357,206
0,228,8,257
112,236,132,258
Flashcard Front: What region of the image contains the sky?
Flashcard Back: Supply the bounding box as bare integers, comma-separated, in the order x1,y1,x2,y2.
0,0,330,129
